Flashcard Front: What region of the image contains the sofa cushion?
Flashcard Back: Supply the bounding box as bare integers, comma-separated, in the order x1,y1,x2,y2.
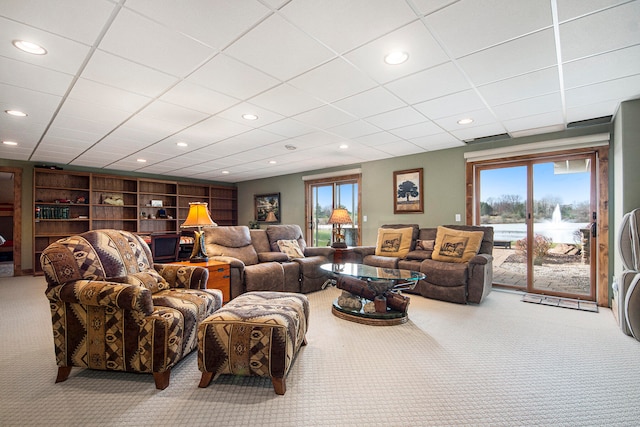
375,227,413,258
432,226,484,263
266,225,307,253
112,269,170,293
277,239,305,259
204,226,259,266
416,239,435,250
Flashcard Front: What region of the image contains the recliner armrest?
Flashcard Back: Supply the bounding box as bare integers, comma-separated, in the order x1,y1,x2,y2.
258,252,289,262
469,253,492,266
209,255,246,269
304,246,334,258
352,246,375,257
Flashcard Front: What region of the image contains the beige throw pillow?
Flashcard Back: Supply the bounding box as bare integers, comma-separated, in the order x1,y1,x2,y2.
375,227,413,258
432,226,484,263
277,239,305,259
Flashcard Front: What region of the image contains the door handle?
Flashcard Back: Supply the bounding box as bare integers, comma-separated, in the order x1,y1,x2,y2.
591,221,596,238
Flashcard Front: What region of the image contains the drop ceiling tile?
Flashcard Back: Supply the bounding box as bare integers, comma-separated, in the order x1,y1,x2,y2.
125,0,270,50
409,132,463,151
492,93,563,121
413,90,487,120
248,84,324,117
434,108,498,132
478,67,560,106
458,29,557,86
0,117,47,138
215,102,285,127
57,97,132,126
384,61,470,104
0,146,32,161
136,100,209,128
557,0,630,22
566,99,620,123
565,74,640,108
81,50,178,97
374,140,424,156
0,84,62,123
503,111,565,133
560,1,640,61
450,122,506,141
259,118,317,138
68,78,151,113
411,0,459,16
333,87,406,119
159,81,239,115
345,21,450,84
0,17,91,75
292,105,356,129
187,54,280,100
44,126,102,145
365,107,427,130
110,117,182,143
51,114,117,136
0,57,73,96
288,58,378,103
173,116,253,142
225,14,334,81
563,44,640,89
1,0,115,43
289,131,347,149
354,131,403,147
389,120,443,139
280,0,417,54
327,120,380,139
100,8,215,78
424,0,552,58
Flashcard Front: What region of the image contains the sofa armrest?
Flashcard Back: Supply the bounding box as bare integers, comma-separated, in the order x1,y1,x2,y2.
352,246,375,258
467,254,493,304
209,255,246,270
304,246,334,258
258,252,289,263
47,279,154,315
469,253,492,266
154,264,209,289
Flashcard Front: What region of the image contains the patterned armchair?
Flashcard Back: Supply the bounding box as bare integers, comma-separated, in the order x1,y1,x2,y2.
40,229,223,389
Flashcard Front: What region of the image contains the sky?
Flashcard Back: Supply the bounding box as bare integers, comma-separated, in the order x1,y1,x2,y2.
480,162,591,206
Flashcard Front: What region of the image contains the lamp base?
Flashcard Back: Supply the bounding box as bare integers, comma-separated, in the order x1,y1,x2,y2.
189,256,209,263
331,241,347,249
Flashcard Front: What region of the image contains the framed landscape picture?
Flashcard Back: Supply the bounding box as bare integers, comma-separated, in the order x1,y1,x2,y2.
255,193,281,223
393,168,424,214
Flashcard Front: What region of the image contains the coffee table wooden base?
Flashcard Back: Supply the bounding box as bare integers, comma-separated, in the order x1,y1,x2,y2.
331,302,408,326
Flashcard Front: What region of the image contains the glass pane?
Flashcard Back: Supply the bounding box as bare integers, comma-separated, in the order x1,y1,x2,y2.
531,159,591,296
311,185,333,246
479,166,527,288
337,182,358,246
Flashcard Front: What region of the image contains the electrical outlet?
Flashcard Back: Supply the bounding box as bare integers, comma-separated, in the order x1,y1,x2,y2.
455,214,461,222
363,215,367,222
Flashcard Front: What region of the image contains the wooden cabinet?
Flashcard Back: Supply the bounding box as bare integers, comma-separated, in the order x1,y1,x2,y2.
171,260,231,303
33,169,238,275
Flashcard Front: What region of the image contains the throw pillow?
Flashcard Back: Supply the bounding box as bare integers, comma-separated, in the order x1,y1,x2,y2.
277,239,305,260
432,226,484,263
416,239,435,251
374,227,413,258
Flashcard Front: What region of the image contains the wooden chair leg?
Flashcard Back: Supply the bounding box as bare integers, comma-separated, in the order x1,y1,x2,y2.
153,370,171,390
198,372,214,388
55,366,72,383
271,376,286,395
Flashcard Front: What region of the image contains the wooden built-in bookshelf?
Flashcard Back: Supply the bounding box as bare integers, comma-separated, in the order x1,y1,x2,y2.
33,168,237,275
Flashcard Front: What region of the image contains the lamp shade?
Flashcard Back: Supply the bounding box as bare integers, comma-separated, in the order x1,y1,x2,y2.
328,208,352,225
181,202,217,228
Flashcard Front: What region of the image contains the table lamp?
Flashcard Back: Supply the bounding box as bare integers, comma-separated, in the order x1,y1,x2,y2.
328,208,352,248
180,202,217,262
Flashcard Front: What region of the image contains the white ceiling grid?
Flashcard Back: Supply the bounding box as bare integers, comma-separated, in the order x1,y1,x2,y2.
0,0,638,182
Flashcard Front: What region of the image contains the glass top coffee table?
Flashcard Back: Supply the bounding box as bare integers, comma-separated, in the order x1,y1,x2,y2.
321,263,425,326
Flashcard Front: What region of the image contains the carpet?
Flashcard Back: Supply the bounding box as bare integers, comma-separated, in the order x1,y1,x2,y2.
522,293,599,312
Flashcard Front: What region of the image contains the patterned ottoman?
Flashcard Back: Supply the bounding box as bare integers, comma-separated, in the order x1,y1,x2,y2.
197,291,309,395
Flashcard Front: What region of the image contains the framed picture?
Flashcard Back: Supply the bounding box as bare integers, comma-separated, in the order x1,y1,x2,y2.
255,193,281,223
393,168,424,214
151,200,163,207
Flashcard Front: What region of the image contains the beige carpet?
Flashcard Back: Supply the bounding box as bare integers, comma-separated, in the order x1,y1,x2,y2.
1,276,639,426
522,293,599,312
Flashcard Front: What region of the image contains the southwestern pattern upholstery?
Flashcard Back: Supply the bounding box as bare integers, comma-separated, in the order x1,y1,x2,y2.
41,229,223,390
197,291,309,395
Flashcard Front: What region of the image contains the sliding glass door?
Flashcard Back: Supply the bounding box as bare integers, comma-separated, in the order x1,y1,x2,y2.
477,153,596,300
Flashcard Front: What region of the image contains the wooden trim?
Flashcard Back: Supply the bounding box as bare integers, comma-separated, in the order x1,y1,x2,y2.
596,146,609,306
0,167,22,276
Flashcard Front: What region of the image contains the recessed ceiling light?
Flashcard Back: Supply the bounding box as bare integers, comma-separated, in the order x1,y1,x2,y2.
242,114,258,120
269,160,277,164
457,118,474,125
2,141,18,146
384,51,409,65
136,158,147,163
176,141,188,147
12,40,47,55
5,110,27,117
339,144,349,149
221,170,230,174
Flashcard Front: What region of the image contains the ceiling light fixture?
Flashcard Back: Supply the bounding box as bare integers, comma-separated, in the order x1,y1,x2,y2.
12,40,47,55
222,170,230,174
242,114,258,120
176,141,188,147
384,51,409,65
339,144,349,149
457,118,474,125
136,158,147,163
5,110,27,117
2,141,18,146
269,160,277,164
